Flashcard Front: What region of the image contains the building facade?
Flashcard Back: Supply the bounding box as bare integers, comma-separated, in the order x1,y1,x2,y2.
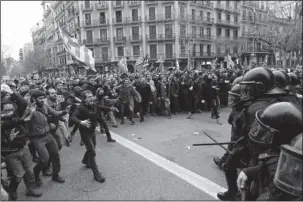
33,1,296,73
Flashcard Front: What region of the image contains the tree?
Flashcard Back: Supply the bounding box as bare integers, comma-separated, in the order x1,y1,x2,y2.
22,45,47,74
0,43,11,78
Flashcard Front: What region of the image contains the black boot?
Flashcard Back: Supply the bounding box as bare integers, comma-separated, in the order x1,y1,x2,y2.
217,191,237,201
90,156,105,183
23,171,43,197
217,168,238,201
52,173,65,183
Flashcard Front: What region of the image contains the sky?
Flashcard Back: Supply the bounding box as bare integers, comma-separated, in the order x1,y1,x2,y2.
1,1,43,60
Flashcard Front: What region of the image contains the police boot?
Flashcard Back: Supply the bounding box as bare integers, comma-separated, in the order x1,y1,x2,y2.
105,131,116,143
8,176,22,201
217,168,238,201
217,191,237,201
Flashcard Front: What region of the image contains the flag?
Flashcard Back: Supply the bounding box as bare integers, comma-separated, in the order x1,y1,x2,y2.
118,57,128,72
265,55,268,64
59,26,96,72
156,56,164,63
143,55,149,68
135,56,144,67
211,58,218,70
176,59,180,70
226,54,235,69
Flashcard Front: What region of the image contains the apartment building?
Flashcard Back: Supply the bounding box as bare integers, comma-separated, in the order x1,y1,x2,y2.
34,1,293,72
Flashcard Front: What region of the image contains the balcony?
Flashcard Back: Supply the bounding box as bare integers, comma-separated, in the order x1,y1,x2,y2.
112,17,129,25
127,55,141,60
126,16,142,24
216,19,240,27
215,3,224,10
82,19,110,28
190,34,213,41
95,56,110,63
241,16,254,23
81,4,93,11
94,38,110,45
128,1,141,7
113,36,127,43
95,2,107,10
189,15,214,24
146,1,158,5
190,1,214,8
145,14,175,22
112,1,124,8
82,39,94,45
56,49,66,55
146,34,175,41
66,14,76,22
129,35,142,42
157,53,175,60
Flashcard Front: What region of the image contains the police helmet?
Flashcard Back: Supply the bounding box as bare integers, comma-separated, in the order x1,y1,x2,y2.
288,72,301,86
274,133,302,197
273,70,291,91
228,84,241,107
239,67,284,101
232,76,243,87
249,102,302,146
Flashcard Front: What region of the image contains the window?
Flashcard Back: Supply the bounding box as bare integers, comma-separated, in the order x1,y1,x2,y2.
180,24,186,37
116,11,122,23
149,7,155,20
150,44,157,59
243,10,246,20
89,48,94,57
225,45,230,54
116,28,123,40
192,44,196,56
149,25,156,39
207,12,211,21
216,45,221,54
165,6,171,19
84,0,90,8
133,45,140,56
200,27,204,37
192,26,196,38
181,42,186,54
165,24,173,38
227,14,230,21
132,27,139,40
99,12,106,24
100,29,107,40
117,47,124,57
207,28,211,39
180,6,185,18
217,28,222,36
200,44,204,56
233,45,238,54
235,2,238,9
259,13,262,21
165,44,173,58
248,11,252,21
86,30,93,43
102,47,108,61
132,9,138,21
116,0,122,6
200,11,203,20
234,16,238,23
218,12,221,20
225,29,230,38
85,13,91,25
226,1,229,8
233,30,238,39
192,9,196,20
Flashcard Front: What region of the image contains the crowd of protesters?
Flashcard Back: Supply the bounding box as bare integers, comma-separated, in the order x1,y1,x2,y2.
1,63,302,200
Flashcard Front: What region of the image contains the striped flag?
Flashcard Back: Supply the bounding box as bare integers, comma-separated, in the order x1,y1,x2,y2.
118,57,128,72
135,56,144,67
47,3,96,72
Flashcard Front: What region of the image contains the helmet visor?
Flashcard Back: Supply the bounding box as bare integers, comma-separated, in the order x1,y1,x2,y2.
239,83,256,101
228,93,239,107
248,111,280,145
274,145,302,197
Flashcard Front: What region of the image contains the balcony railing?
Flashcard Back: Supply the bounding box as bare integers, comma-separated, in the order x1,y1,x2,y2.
95,2,108,10
189,15,215,24
113,36,127,43
126,16,142,23
129,35,142,41
82,19,109,27
157,53,175,60
112,1,124,8
146,1,158,5
81,4,93,11
216,19,240,27
128,1,141,6
146,34,175,41
190,1,214,8
112,17,128,24
82,39,94,45
126,55,141,60
95,56,110,62
66,14,76,22
94,38,110,44
145,14,175,22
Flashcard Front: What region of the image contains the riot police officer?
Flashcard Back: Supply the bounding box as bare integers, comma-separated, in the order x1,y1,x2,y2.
236,102,302,200
217,67,287,201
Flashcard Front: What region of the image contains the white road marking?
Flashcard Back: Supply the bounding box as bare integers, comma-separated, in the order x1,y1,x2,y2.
97,128,227,199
